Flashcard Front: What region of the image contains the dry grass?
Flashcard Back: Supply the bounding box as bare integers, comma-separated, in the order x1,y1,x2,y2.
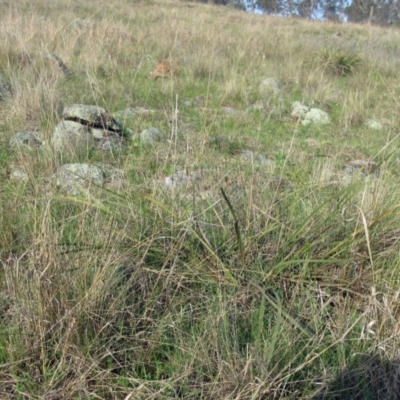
1,0,400,398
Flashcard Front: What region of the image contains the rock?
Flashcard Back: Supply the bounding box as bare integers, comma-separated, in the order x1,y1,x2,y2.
97,136,126,153
68,18,86,31
62,104,123,133
292,102,330,126
343,160,379,178
140,127,163,144
9,131,42,150
248,101,264,111
0,74,12,101
99,163,126,190
259,77,281,96
113,107,154,120
183,96,206,108
164,170,206,190
366,119,383,130
301,108,330,126
53,120,95,152
239,150,275,168
91,127,109,140
291,101,331,125
56,163,104,196
9,168,29,183
291,101,310,120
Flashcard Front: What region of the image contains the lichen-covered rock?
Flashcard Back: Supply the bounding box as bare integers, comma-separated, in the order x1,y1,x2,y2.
113,107,154,121
259,77,281,96
302,108,330,125
140,127,163,144
239,150,275,168
291,101,310,120
164,170,206,190
292,102,330,125
0,74,12,102
56,163,104,196
98,163,126,190
366,119,383,130
62,104,123,132
97,136,126,153
53,120,95,152
343,159,379,178
9,168,29,183
9,131,42,150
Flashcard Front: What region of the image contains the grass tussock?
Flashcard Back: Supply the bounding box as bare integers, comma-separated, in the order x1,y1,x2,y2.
1,0,400,398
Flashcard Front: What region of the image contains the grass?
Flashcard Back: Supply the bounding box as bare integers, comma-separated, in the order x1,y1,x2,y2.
1,0,400,398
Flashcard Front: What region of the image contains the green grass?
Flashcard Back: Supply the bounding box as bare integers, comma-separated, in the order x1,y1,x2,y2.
1,0,400,398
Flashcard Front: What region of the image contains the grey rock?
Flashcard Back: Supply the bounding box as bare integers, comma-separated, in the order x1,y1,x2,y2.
91,127,108,140
259,77,281,96
9,131,42,150
366,119,383,130
0,74,12,101
164,170,206,190
291,101,310,119
62,104,123,133
98,163,126,190
302,108,331,126
97,136,126,153
343,160,379,179
292,102,330,125
239,150,275,168
140,127,163,144
183,96,206,108
291,101,331,125
56,163,104,196
68,18,93,31
248,101,264,111
9,168,29,183
53,120,95,152
114,107,154,120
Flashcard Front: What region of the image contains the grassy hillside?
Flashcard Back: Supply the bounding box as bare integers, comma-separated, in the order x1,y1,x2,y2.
1,0,400,398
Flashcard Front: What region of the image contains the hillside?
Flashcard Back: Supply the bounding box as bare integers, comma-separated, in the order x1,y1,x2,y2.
1,0,400,398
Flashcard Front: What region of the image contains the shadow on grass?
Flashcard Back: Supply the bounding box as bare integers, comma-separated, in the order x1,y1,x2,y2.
311,354,400,400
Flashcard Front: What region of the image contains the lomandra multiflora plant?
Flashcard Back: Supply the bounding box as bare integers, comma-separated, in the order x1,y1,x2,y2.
317,47,362,76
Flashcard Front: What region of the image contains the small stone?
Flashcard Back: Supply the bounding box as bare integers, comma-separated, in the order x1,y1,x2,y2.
98,136,126,153
10,168,29,183
56,163,104,196
140,127,163,144
0,74,12,101
260,77,281,96
248,101,264,111
9,131,42,150
239,150,275,167
164,171,205,190
366,119,383,130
